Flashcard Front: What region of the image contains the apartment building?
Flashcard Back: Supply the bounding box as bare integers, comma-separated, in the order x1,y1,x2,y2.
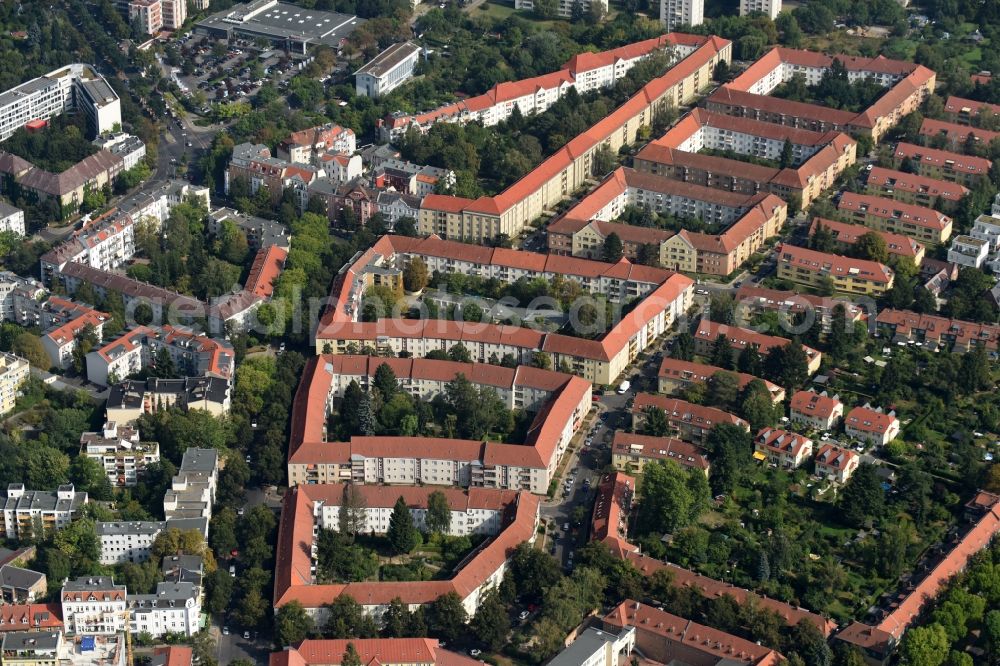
735,284,865,332
0,202,24,237
274,487,539,619
165,448,218,522
775,243,894,296
0,567,46,604
611,432,709,474
875,309,1000,352
355,42,422,98
85,325,234,387
0,63,121,141
893,142,991,187
276,124,356,164
80,422,160,488
415,36,732,242
548,627,636,666
948,235,990,268
740,0,780,18
92,133,146,171
660,0,703,30
128,0,163,34
0,149,125,216
105,377,231,423
631,393,748,444
710,48,935,144
96,518,208,565
692,319,823,375
225,142,325,208
1,485,88,542
844,405,900,446
837,192,953,244
39,304,108,370
865,166,969,211
754,428,813,469
789,390,843,431
944,95,1000,126
546,168,788,275
919,117,1000,150
603,602,784,666
657,357,785,403
128,582,201,638
0,604,63,634
814,444,859,484
809,218,925,265
380,34,703,140
271,640,483,666
60,577,127,635
514,0,609,19
0,353,28,417
287,356,591,494
0,631,63,666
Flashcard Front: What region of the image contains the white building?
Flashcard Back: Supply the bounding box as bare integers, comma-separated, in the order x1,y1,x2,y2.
0,202,25,236
319,153,363,185
740,0,780,19
0,353,28,417
128,582,201,638
96,517,208,565
165,448,219,522
129,0,163,34
105,377,231,424
80,422,160,487
277,124,357,164
0,63,121,141
844,405,900,447
513,0,609,19
355,42,422,98
161,0,186,29
93,133,146,171
376,191,421,226
1,484,88,541
548,627,635,666
61,577,128,635
660,0,703,31
948,235,990,268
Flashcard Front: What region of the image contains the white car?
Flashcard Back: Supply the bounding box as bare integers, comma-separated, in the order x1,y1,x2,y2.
469,649,481,657
519,610,530,620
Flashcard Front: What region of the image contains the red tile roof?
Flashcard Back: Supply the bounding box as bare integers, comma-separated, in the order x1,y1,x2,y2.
945,95,1000,117
694,319,820,361
809,217,924,258
776,243,894,285
632,393,748,431
754,427,812,458
245,245,288,299
612,432,709,470
814,443,857,471
838,192,952,231
893,142,991,177
658,357,782,398
591,471,635,553
844,405,898,435
153,647,193,666
272,638,481,666
790,390,842,420
866,166,969,202
0,604,62,632
875,308,1000,350
919,117,1000,145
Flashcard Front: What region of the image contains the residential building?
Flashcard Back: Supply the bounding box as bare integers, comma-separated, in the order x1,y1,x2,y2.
865,166,968,211
514,0,609,20
60,577,127,635
413,36,732,242
287,356,591,494
355,42,422,98
692,320,823,374
207,207,289,251
631,394,748,444
164,448,219,522
128,0,163,35
270,640,483,666
919,117,1000,150
591,472,634,555
740,0,780,18
274,487,539,619
375,191,421,227
92,133,146,171
660,0,703,30
319,153,362,184
0,63,121,141
1,485,88,542
85,325,234,387
105,377,231,424
0,604,63,634
657,357,785,403
0,149,125,216
838,192,953,244
547,627,636,666
844,405,900,446
80,422,160,487
0,202,25,236
814,443,859,483
225,143,325,208
789,390,844,431
809,218,925,264
96,518,208,565
0,567,46,604
775,243,894,296
735,284,866,332
0,631,63,666
944,95,1000,126
151,647,193,666
754,428,813,469
160,0,185,29
948,235,990,268
307,178,376,227
970,214,1000,253
603,601,784,665
37,302,108,370
245,245,288,300
875,309,1000,352
277,124,356,164
0,353,28,416
893,142,991,187
373,159,453,197
611,432,709,474
128,582,201,638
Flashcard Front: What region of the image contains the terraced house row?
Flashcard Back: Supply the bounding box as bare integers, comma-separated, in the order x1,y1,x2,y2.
287,356,591,494
416,35,732,243
316,235,693,386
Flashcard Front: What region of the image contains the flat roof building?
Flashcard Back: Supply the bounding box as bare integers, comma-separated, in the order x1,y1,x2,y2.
194,1,361,54
355,42,422,98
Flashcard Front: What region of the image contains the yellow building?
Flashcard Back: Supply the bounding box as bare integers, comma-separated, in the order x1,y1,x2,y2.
775,244,894,296
837,192,953,245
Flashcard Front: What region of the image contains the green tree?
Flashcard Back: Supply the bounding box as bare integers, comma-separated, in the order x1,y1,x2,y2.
710,333,734,370
899,624,949,666
671,331,694,361
425,490,451,534
372,363,398,403
12,332,50,368
388,496,418,555
637,460,708,535
428,591,468,642
707,423,751,496
341,644,363,666
779,139,794,168
471,588,510,651
839,463,885,527
603,233,624,263
639,406,671,437
810,220,836,252
707,371,739,409
274,601,315,647
853,232,889,263
403,257,429,292
324,594,379,639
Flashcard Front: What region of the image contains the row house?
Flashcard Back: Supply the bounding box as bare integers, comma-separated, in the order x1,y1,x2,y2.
864,166,968,212
657,357,785,403
754,428,813,469
814,443,859,484
844,405,900,447
692,319,823,374
893,142,991,188
789,390,844,431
